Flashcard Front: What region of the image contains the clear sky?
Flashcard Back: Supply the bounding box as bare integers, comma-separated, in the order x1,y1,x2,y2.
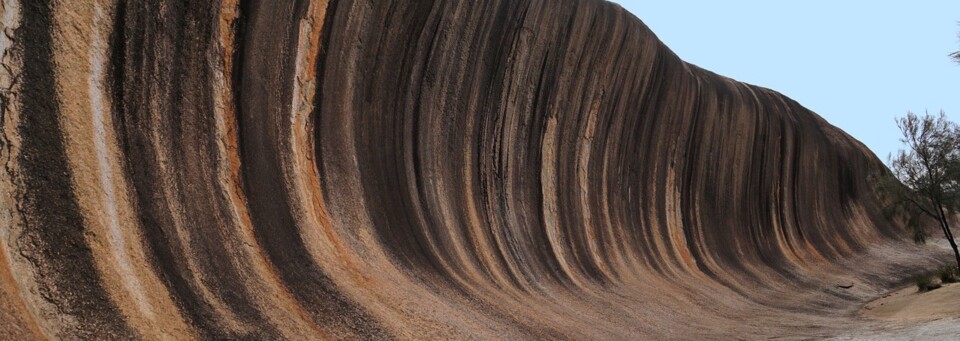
610,1,960,161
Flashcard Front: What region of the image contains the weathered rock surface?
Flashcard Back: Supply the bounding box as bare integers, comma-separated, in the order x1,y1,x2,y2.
0,0,948,339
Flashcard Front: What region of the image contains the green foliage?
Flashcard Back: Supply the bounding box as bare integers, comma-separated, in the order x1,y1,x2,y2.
874,171,929,244
875,111,960,271
889,111,960,209
953,30,960,63
914,274,938,292
938,264,958,283
875,111,960,245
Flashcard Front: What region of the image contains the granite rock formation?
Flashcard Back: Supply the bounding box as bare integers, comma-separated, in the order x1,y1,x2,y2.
0,0,947,339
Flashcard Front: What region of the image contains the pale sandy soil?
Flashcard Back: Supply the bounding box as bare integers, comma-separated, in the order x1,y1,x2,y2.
862,282,960,321
829,280,960,339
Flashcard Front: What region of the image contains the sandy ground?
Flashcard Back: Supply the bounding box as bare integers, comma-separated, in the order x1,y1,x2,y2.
862,282,960,321
829,280,960,339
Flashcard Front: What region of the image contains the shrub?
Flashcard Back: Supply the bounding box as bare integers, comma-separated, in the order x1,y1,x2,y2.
938,265,959,283
915,275,940,292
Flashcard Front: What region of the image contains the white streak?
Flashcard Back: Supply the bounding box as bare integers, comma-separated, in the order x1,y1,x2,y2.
89,4,153,318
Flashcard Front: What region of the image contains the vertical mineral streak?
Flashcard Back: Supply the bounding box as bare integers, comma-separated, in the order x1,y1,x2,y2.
0,1,47,339
49,0,190,338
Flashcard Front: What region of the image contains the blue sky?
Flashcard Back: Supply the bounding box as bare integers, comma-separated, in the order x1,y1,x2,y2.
610,1,960,161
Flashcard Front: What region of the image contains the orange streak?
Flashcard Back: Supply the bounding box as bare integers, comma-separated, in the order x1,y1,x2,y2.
216,0,328,337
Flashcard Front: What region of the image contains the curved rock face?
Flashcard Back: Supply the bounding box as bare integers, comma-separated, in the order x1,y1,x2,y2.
0,0,944,339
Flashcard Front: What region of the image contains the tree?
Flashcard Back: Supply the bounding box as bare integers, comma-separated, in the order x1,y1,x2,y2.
953,29,960,63
879,111,960,270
